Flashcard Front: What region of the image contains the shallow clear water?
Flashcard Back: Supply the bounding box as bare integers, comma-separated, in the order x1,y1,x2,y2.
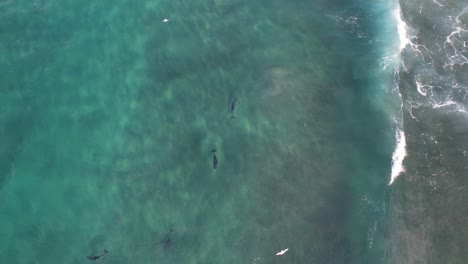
0,1,401,263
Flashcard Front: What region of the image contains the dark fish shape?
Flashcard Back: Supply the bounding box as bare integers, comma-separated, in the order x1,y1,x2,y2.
87,249,108,261
212,149,218,171
230,98,237,118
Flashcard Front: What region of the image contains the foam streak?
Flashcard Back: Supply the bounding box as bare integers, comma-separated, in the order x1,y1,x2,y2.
389,129,407,185
395,9,409,51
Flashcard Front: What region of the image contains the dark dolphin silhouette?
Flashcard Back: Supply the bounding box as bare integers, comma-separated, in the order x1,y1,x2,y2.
162,228,174,252
87,249,107,261
212,149,218,171
230,98,237,118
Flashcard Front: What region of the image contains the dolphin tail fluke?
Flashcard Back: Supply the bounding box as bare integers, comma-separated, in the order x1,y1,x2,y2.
211,149,217,153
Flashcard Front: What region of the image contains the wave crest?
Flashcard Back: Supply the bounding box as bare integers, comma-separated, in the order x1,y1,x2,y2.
389,129,407,185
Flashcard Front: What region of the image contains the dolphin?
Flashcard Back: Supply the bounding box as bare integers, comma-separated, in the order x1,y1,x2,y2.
87,249,108,261
230,98,237,118
212,149,218,171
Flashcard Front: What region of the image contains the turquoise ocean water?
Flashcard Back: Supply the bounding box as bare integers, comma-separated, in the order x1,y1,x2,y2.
0,0,412,263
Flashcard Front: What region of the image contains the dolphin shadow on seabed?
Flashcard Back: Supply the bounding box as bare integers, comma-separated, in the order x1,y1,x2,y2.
137,228,177,257
161,228,175,253
87,249,108,261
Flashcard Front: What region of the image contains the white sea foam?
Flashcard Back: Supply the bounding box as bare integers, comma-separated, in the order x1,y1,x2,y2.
389,129,407,185
415,80,428,96
432,100,457,108
430,100,467,113
443,26,468,69
367,221,378,249
433,0,444,7
395,9,409,51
